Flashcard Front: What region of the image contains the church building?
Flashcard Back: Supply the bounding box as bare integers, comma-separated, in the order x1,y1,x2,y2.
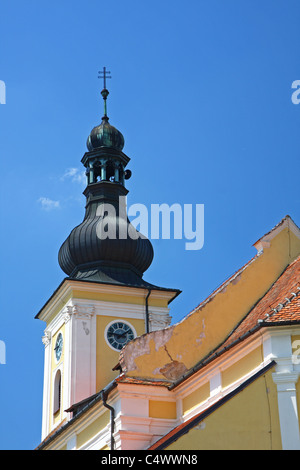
35,75,300,451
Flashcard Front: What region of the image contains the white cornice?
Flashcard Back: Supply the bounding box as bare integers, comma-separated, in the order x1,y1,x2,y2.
37,279,177,324
66,280,178,301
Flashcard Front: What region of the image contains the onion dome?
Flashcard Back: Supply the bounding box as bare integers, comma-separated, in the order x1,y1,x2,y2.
86,116,125,151
87,86,124,151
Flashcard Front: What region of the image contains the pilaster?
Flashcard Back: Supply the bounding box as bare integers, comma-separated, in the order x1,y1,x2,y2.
272,372,300,450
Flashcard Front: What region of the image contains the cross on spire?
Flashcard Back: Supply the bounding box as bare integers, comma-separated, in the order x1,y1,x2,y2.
98,66,111,90
98,67,111,119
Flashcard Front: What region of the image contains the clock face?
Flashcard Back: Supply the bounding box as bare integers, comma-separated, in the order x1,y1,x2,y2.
54,333,63,362
106,322,135,351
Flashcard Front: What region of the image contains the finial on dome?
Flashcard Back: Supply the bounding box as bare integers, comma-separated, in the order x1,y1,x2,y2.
86,68,125,151
98,67,111,120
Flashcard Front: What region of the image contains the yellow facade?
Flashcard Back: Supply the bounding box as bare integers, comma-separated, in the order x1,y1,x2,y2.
222,346,263,389
149,401,177,419
76,410,110,449
182,382,210,415
166,371,282,450
72,289,169,308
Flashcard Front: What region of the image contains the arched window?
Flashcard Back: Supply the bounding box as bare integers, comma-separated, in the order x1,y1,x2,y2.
53,369,61,415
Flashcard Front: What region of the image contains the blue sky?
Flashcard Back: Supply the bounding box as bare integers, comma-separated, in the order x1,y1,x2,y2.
0,0,299,449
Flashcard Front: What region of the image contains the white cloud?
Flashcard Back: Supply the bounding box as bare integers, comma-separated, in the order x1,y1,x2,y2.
61,167,86,184
38,197,60,210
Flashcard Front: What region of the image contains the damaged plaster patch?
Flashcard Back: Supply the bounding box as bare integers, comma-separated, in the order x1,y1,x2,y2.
158,344,188,381
122,334,151,372
232,273,241,285
122,326,175,373
159,360,188,381
152,326,175,351
196,318,206,345
122,325,188,381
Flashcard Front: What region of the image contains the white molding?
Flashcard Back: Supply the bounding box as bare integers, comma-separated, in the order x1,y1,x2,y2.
63,312,72,415
210,371,222,397
71,297,170,319
272,371,300,450
117,430,153,451
42,331,51,347
262,327,300,450
37,279,178,323
41,333,52,440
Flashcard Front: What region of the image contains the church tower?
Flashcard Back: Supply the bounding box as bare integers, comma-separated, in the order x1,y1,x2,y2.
36,70,180,442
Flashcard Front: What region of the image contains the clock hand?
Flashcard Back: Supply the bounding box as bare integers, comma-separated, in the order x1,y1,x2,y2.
114,332,127,339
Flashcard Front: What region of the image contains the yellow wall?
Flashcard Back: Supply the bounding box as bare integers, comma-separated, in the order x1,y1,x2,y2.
77,410,110,449
182,382,210,415
167,370,282,450
149,400,177,419
72,289,169,308
181,347,262,416
122,226,300,381
222,346,263,389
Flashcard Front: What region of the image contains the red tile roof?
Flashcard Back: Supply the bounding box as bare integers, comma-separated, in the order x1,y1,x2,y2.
116,374,172,387
213,255,300,353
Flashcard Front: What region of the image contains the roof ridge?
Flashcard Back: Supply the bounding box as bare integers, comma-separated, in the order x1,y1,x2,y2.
187,253,260,318
260,255,300,321
262,285,300,321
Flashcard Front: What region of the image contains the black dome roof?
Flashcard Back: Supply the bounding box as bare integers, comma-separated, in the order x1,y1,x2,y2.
58,211,154,278
58,183,154,283
86,117,125,152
